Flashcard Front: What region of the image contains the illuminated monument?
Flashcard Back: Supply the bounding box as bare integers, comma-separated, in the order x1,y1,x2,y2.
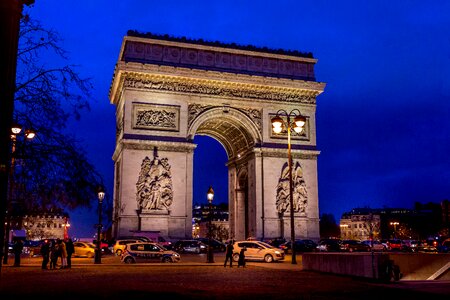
109,31,325,241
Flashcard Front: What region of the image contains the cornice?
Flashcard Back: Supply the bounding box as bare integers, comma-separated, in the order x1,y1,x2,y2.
110,68,325,106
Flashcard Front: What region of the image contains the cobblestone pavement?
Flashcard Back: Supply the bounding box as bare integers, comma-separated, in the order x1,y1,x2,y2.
0,253,448,299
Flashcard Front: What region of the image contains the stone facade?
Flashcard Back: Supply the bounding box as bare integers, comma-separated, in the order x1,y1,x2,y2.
109,33,325,242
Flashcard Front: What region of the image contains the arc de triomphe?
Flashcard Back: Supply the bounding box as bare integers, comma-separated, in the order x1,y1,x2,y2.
109,31,325,241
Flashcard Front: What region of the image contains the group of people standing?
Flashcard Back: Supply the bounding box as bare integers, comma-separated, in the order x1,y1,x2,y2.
40,238,74,270
223,240,246,268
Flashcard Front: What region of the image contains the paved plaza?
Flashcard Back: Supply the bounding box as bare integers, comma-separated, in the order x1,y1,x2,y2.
0,253,448,299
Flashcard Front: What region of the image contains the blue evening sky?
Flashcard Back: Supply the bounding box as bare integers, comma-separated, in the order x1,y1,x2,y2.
24,1,450,238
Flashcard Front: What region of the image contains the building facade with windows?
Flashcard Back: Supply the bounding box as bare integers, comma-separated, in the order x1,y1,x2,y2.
340,210,380,240
21,212,69,240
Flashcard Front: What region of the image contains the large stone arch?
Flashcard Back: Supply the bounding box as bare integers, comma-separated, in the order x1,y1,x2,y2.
188,106,262,159
109,32,325,242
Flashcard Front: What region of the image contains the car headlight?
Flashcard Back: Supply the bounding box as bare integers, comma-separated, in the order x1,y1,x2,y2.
275,251,281,254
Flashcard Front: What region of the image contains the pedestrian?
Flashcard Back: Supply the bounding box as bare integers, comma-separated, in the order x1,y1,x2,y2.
12,239,24,267
224,240,234,268
40,239,51,269
58,238,68,269
238,246,246,268
65,238,74,268
50,240,60,269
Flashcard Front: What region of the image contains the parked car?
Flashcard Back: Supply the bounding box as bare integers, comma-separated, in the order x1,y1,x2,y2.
279,239,317,253
195,238,226,252
113,239,144,256
73,241,96,258
386,239,403,251
316,239,342,252
437,238,450,253
172,240,207,254
232,240,285,263
266,238,287,248
416,241,438,253
341,240,371,252
402,240,420,252
362,240,386,251
92,240,112,254
121,242,181,263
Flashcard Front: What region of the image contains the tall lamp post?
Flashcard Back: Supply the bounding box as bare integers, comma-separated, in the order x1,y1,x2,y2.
94,186,105,264
390,221,399,238
206,186,214,263
3,124,35,264
271,109,306,265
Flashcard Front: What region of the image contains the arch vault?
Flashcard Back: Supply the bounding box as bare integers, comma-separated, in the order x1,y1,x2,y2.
109,31,326,241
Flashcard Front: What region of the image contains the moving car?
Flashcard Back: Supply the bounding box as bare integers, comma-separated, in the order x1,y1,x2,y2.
121,242,181,263
73,241,96,258
232,240,285,263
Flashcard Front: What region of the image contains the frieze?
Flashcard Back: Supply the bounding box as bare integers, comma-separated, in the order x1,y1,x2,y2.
132,103,180,132
122,40,316,81
123,76,317,104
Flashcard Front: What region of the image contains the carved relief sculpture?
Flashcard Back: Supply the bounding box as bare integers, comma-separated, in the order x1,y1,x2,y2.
136,148,173,211
133,103,180,131
276,161,308,214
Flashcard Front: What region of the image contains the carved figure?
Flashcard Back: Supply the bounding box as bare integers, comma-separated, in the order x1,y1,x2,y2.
136,148,173,211
276,161,308,214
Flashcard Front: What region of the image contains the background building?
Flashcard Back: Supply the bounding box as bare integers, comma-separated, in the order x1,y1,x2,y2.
340,202,446,240
21,211,69,240
193,203,229,241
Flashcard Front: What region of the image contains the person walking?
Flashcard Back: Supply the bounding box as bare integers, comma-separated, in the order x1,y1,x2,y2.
12,239,24,267
40,239,51,269
65,238,74,268
224,240,234,268
238,246,246,268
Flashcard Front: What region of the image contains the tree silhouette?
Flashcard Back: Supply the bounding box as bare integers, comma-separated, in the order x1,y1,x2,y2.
12,16,105,219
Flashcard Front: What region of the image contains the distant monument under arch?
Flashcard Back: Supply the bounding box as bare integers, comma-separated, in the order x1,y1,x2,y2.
109,31,326,241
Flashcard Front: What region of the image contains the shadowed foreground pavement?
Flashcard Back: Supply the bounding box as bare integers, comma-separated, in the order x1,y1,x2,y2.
0,254,448,299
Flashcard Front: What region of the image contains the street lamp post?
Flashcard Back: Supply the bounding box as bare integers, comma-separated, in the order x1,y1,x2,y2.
94,186,105,264
390,221,399,238
271,109,306,265
3,124,35,264
206,186,214,263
